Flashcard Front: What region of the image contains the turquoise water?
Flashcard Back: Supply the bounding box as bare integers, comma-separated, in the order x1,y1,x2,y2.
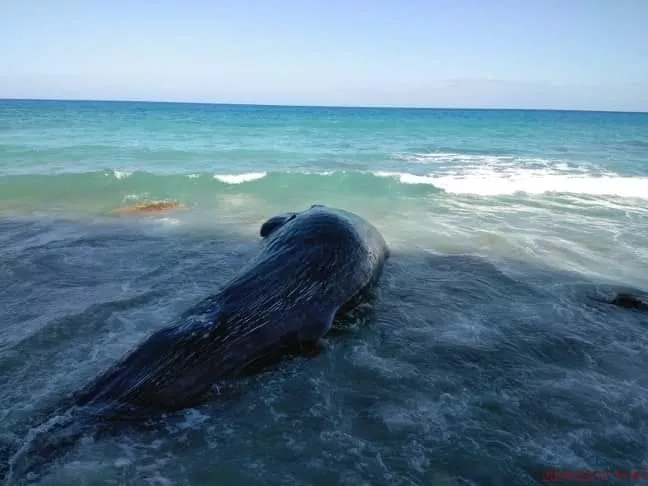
1,100,648,485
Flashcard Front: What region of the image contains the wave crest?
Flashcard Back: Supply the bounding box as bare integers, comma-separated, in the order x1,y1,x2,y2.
376,169,647,199
1,169,646,211
213,172,267,184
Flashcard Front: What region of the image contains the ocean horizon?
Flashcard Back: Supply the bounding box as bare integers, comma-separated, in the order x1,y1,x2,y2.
1,98,648,485
4,97,648,114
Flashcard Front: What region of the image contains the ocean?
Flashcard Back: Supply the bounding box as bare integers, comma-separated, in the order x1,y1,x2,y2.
1,99,647,485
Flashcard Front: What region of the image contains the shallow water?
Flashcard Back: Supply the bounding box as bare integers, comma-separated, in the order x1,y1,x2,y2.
1,101,648,485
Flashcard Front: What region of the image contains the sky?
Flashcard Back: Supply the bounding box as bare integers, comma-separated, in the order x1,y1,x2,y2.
2,0,648,111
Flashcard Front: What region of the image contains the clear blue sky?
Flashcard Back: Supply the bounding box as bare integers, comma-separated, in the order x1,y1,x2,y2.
2,0,647,111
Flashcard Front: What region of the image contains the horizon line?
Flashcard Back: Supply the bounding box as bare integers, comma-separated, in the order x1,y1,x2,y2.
1,96,647,115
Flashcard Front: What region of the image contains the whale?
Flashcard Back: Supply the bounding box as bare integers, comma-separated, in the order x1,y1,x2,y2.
2,204,389,483
73,204,389,412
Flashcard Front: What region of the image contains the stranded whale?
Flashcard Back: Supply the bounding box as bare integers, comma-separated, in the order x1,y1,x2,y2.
2,204,389,483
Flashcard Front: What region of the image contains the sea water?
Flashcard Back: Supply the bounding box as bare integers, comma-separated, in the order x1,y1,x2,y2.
1,99,647,485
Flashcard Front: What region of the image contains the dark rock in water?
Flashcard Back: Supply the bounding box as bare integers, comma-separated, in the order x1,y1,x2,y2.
610,293,648,311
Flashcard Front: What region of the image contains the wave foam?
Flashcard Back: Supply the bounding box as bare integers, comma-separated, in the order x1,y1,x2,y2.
437,174,648,198
394,152,505,164
213,172,267,184
374,171,437,185
376,170,648,199
7,168,646,203
392,152,595,174
111,170,133,180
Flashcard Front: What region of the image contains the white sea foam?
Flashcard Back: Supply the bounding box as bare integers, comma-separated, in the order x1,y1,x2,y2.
393,152,594,173
375,169,648,199
374,171,437,185
394,152,503,163
214,172,267,184
111,170,133,180
432,174,648,198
